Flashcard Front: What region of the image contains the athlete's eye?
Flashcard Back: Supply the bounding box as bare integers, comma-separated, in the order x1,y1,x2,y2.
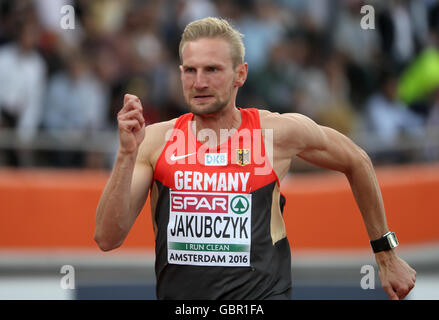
207,66,217,72
185,67,195,73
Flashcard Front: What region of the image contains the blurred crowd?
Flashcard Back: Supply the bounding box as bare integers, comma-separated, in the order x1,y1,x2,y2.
0,0,439,169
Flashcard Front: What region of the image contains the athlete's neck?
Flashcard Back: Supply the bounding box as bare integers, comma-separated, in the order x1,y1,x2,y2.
192,105,242,147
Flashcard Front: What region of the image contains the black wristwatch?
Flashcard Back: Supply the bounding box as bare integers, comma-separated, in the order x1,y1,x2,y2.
370,231,399,253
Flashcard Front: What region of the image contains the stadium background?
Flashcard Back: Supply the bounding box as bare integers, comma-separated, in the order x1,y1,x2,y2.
0,0,438,299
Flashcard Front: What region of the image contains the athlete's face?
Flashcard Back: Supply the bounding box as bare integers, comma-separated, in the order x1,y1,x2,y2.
180,38,247,115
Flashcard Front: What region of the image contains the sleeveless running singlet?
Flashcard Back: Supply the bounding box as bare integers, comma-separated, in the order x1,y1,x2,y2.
152,107,292,299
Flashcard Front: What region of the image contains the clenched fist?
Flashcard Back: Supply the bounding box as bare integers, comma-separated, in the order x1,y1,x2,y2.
376,252,416,300
117,94,145,154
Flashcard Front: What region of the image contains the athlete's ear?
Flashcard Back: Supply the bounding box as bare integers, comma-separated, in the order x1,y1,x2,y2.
179,65,185,82
234,62,248,87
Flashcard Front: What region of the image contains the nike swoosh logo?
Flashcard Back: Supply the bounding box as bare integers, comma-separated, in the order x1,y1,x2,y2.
170,152,196,161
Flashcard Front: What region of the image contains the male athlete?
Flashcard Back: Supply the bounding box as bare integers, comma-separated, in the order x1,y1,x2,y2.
95,17,416,300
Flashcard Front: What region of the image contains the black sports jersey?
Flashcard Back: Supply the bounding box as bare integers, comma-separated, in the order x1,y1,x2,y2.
151,108,292,299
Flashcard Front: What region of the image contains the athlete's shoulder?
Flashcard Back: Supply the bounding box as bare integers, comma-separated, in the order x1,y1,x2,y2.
258,109,323,153
145,117,178,135
138,118,179,165
258,109,313,130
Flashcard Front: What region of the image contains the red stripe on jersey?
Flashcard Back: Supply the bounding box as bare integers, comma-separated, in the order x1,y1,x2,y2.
153,108,279,193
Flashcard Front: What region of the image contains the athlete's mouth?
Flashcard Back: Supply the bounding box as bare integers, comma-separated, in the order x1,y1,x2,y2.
194,95,213,99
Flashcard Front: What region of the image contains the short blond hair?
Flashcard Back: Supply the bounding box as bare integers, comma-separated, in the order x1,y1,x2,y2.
179,17,245,68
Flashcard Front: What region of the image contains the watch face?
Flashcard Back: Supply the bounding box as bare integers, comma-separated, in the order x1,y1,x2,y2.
388,233,399,248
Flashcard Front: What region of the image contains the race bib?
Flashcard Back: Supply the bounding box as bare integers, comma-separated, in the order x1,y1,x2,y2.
167,191,252,267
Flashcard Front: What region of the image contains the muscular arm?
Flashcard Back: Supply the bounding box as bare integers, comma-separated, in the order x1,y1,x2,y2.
295,118,388,242
266,111,416,299
94,145,152,251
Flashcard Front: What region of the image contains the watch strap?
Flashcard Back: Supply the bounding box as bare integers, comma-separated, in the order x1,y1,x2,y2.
370,231,398,253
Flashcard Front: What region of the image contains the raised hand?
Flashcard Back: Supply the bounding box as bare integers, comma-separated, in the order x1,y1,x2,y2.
117,94,146,154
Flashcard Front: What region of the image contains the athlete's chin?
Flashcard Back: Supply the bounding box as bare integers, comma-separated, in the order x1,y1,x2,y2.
189,102,226,116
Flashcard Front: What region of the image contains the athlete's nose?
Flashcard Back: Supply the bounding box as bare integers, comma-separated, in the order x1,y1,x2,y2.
194,70,208,90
